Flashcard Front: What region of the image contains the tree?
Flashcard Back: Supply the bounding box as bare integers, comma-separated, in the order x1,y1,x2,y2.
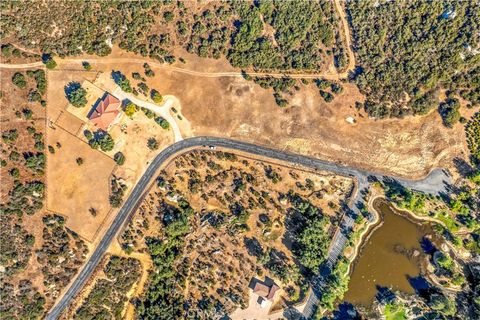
164,11,174,22
147,137,159,150
76,157,84,165
65,82,87,108
428,294,456,316
151,89,163,104
43,55,57,69
22,108,33,119
155,116,170,129
9,168,20,178
82,61,92,70
98,133,114,152
439,98,461,128
112,71,132,93
124,102,137,118
12,72,27,88
114,152,125,165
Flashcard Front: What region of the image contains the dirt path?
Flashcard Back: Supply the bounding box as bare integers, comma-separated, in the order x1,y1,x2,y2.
0,58,346,79
334,0,356,77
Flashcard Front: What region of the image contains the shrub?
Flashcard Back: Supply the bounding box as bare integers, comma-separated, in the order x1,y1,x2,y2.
76,157,84,165
147,137,159,150
114,152,125,165
9,168,20,178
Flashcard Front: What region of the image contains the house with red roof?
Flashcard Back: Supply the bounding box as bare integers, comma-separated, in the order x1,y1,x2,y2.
88,93,121,131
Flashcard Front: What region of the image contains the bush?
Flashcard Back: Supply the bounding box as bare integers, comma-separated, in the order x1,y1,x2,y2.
76,157,84,165
147,137,159,150
114,152,125,165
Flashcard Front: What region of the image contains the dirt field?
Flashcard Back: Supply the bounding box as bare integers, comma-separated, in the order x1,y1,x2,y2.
46,125,116,241
54,48,467,179
46,69,116,241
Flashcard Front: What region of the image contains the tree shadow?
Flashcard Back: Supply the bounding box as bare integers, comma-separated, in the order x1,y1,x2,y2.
64,81,81,98
331,302,361,320
375,285,396,304
453,157,475,178
243,237,264,258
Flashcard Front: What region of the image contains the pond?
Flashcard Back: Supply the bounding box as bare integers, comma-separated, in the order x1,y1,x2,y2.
343,198,435,306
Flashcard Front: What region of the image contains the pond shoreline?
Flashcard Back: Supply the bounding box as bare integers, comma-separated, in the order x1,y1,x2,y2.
344,196,438,306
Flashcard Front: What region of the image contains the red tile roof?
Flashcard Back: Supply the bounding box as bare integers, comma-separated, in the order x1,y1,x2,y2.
253,282,280,301
89,93,121,130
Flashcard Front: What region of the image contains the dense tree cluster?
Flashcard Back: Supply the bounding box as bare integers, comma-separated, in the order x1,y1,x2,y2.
466,112,480,165
287,192,330,274
0,280,45,319
347,1,480,118
1,1,343,73
75,256,141,319
37,214,87,301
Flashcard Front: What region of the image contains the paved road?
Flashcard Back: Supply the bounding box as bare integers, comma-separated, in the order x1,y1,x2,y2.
45,136,451,319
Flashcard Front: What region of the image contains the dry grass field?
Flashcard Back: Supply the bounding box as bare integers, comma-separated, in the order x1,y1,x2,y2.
55,48,467,179
45,125,116,242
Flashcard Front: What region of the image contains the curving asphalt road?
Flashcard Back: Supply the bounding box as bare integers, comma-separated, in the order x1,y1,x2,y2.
45,136,451,319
